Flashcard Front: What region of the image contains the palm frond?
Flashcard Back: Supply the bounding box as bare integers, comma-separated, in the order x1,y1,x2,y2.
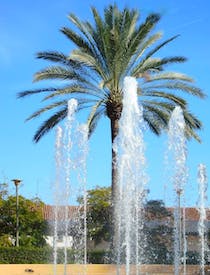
132,56,187,76
182,110,202,130
143,81,205,98
42,84,106,101
33,108,67,142
34,66,90,83
87,100,105,128
145,72,194,83
18,88,57,98
61,27,93,55
87,106,106,137
135,32,163,60
143,103,170,125
70,49,106,79
68,12,108,75
141,35,180,64
142,91,187,108
185,124,201,142
36,51,81,68
26,100,67,121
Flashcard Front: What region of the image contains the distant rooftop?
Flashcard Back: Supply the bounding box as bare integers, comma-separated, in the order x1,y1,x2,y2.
42,205,210,222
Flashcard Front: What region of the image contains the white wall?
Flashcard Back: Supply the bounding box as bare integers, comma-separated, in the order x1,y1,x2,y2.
45,236,73,248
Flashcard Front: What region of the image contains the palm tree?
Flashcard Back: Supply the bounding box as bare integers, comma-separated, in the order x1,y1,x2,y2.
18,5,204,247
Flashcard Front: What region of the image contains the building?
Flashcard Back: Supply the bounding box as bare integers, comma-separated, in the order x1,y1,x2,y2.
42,205,80,248
42,205,210,254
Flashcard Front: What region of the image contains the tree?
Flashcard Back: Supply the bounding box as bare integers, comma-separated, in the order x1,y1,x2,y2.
18,4,204,246
85,187,112,246
0,195,48,247
144,200,173,264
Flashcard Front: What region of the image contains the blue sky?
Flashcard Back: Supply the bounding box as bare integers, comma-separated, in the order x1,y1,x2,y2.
0,0,209,206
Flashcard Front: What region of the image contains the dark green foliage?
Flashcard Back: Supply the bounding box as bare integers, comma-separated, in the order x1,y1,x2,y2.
0,234,13,247
0,247,206,264
85,187,112,245
54,249,75,264
0,196,49,247
0,247,74,264
0,247,108,264
87,250,110,264
145,199,172,219
185,251,200,265
185,251,210,265
144,225,173,264
144,200,173,264
0,247,52,264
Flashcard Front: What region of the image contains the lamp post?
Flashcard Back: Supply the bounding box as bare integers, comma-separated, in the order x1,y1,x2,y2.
12,179,22,247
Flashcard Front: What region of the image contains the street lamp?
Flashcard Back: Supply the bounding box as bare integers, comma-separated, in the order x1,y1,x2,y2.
12,179,22,247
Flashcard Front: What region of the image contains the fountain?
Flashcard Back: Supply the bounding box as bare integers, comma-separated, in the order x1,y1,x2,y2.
52,77,149,274
113,77,148,275
51,77,208,275
54,125,63,275
197,163,208,275
53,99,88,275
167,106,188,275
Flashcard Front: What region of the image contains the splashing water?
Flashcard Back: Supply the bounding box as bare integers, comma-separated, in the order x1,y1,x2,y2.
113,76,148,275
64,99,78,274
197,164,208,275
53,99,88,275
167,106,188,275
74,124,89,268
54,126,63,275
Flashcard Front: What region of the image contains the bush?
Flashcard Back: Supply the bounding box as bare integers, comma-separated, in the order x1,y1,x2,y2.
185,251,200,265
0,235,13,247
0,247,52,264
55,249,75,264
88,250,108,263
0,247,109,264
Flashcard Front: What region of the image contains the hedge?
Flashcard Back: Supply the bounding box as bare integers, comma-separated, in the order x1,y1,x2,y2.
0,247,52,264
88,250,110,263
0,247,108,264
1,248,204,264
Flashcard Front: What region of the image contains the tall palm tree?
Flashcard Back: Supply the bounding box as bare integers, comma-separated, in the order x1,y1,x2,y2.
18,5,204,241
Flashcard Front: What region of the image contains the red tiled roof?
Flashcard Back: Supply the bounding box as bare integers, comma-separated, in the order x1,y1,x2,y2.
42,205,210,221
42,205,80,220
167,207,210,221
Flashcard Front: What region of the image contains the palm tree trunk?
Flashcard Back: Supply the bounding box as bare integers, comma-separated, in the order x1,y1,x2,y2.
111,118,119,206
110,117,120,260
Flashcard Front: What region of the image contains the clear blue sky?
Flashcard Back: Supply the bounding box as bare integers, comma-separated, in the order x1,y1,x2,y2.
0,0,209,206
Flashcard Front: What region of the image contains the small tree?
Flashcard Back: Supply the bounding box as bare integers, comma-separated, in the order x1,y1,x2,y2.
0,195,48,247
85,187,112,246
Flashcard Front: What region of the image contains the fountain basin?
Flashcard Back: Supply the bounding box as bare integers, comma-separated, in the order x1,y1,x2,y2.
0,264,209,275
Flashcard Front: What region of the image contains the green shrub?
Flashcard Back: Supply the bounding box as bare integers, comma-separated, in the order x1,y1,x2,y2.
185,251,200,265
0,247,112,264
0,247,103,264
0,247,52,263
88,250,109,263
0,235,13,247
